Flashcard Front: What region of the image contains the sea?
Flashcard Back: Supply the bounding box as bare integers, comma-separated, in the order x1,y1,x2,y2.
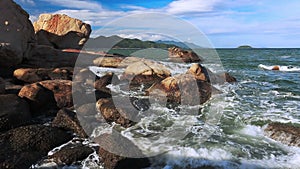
35,48,300,169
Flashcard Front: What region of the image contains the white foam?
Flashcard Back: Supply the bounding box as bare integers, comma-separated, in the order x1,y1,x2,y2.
239,125,265,137
258,64,300,72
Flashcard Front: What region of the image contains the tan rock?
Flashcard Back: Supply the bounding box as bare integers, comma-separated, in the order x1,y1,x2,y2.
168,47,202,63
33,14,91,49
0,0,36,67
186,63,209,81
147,74,212,105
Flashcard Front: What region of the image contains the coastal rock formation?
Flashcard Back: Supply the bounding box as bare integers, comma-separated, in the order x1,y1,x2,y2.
14,67,73,83
186,63,210,81
95,133,150,169
52,108,88,138
0,0,36,67
49,142,94,165
93,57,124,68
147,74,212,105
0,94,31,132
33,14,91,49
264,122,300,147
96,98,140,127
18,80,72,115
0,125,73,169
0,77,5,94
168,47,202,63
122,59,171,87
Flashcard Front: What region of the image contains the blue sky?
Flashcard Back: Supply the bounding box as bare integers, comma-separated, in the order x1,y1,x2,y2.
15,0,300,48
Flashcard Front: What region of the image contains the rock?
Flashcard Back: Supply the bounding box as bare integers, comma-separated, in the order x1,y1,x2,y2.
186,63,237,84
186,63,210,81
0,0,36,67
38,80,73,108
76,103,98,116
13,67,73,83
122,59,171,87
96,98,139,127
0,77,5,94
147,74,212,105
94,73,120,97
18,83,58,116
49,142,94,165
33,14,91,49
18,80,72,115
52,108,88,138
168,47,202,63
0,124,73,169
264,122,300,147
93,57,124,68
95,132,151,169
0,94,31,132
22,45,79,68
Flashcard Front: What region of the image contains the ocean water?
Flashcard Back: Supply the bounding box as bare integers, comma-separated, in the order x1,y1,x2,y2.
38,48,300,169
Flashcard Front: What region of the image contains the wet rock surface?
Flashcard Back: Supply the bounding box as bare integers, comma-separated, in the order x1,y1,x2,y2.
264,122,300,147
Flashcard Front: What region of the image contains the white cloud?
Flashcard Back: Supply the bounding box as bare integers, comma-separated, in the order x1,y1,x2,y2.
118,33,170,41
166,0,221,15
19,0,35,5
41,0,102,10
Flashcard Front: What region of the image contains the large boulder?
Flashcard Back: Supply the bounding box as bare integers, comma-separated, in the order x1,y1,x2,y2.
147,74,212,105
264,122,300,147
168,47,202,63
33,14,91,49
122,59,171,87
18,80,72,115
0,94,31,132
95,133,151,169
0,125,73,169
0,0,36,67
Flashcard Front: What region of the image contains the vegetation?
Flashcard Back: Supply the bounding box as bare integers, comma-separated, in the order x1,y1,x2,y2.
237,45,253,49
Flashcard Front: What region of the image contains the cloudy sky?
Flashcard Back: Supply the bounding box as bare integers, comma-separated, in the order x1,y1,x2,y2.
15,0,300,48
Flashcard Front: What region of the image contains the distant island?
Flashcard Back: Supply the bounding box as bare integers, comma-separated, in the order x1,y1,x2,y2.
237,45,253,49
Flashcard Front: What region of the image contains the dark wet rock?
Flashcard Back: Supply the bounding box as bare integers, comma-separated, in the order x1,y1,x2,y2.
168,47,202,63
94,73,119,97
22,45,79,68
0,94,31,132
0,124,73,169
13,67,73,83
49,143,94,165
33,14,91,49
0,0,36,67
147,74,212,105
52,108,87,138
0,77,5,94
95,132,151,169
264,122,300,147
96,98,139,127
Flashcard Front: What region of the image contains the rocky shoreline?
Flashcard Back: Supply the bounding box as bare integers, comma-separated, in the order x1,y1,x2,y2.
1,1,299,169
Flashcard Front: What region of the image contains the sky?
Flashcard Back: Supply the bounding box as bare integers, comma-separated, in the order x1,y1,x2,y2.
15,0,300,48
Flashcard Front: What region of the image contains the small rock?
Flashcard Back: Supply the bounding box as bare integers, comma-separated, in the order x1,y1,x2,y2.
186,63,210,81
